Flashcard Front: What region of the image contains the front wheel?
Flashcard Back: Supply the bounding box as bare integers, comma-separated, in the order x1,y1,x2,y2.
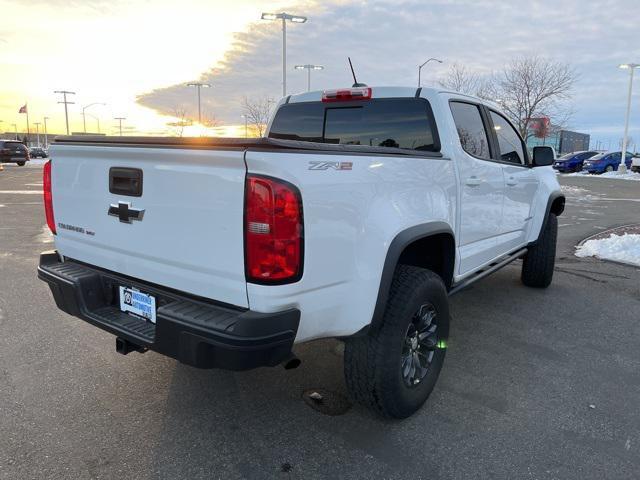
344,265,449,419
17,161,25,166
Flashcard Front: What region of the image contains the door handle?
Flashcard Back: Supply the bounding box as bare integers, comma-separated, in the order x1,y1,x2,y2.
506,176,518,186
465,176,482,187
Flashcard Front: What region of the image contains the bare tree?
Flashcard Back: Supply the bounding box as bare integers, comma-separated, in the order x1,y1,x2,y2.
242,96,275,137
494,56,575,139
166,107,192,137
201,110,221,129
439,63,488,97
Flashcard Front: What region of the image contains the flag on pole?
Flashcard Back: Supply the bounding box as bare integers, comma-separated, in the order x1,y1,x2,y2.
19,103,30,138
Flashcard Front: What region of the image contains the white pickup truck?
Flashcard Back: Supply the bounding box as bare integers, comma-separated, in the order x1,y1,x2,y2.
39,86,564,418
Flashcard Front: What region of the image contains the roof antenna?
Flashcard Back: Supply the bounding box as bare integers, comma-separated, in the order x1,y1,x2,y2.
348,57,367,87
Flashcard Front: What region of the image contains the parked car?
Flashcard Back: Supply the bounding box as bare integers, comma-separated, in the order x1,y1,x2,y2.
0,140,30,166
552,150,599,173
583,151,633,174
630,154,640,173
38,86,564,419
29,146,48,158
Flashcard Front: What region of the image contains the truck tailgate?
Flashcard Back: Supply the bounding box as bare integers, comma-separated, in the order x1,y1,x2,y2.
50,144,248,308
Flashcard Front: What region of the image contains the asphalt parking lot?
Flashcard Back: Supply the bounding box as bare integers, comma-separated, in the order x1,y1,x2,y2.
1,163,639,480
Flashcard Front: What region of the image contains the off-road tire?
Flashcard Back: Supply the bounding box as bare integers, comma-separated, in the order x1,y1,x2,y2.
344,265,449,419
521,213,557,288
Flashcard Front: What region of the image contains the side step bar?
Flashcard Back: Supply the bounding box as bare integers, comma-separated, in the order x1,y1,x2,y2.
449,248,528,296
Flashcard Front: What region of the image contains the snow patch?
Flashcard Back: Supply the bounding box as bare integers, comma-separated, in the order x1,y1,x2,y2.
575,233,640,267
566,171,640,181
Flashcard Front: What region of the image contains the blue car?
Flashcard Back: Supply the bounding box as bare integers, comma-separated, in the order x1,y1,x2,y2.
583,151,634,174
552,151,599,173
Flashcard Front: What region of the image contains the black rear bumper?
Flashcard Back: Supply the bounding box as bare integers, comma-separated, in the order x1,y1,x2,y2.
37,251,299,370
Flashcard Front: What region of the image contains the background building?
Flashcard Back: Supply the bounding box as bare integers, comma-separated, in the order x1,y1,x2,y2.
526,127,590,154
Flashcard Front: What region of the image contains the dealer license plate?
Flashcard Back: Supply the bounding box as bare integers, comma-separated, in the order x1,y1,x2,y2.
119,286,156,324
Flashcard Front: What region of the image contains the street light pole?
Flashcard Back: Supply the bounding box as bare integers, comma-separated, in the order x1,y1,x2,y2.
43,117,49,148
114,117,126,136
261,12,308,97
34,122,41,147
418,58,443,87
618,63,639,174
186,83,211,125
241,114,248,138
54,90,76,135
86,113,100,133
82,103,106,133
294,64,324,91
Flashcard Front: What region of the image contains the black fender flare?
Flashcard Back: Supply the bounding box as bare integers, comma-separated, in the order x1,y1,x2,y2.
533,192,565,246
363,222,455,335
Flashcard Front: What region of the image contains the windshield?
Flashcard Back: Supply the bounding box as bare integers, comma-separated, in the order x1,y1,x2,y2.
589,153,606,161
559,152,577,160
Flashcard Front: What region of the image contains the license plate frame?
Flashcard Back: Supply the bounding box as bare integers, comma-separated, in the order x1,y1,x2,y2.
119,286,157,324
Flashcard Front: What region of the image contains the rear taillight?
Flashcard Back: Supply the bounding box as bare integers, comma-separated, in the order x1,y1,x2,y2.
43,160,56,234
245,175,303,283
322,87,372,103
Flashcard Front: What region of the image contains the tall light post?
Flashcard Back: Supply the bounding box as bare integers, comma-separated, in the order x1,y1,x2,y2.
114,117,126,136
186,82,211,125
261,12,308,97
294,64,324,91
34,122,41,147
618,63,639,173
418,58,443,87
82,103,105,133
86,113,100,133
54,90,76,135
240,114,248,138
43,117,49,148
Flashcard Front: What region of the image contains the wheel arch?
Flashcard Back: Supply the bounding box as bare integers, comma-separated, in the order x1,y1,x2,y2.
528,192,564,248
367,222,455,333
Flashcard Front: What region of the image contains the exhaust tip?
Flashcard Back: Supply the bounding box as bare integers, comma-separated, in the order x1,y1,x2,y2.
282,354,301,370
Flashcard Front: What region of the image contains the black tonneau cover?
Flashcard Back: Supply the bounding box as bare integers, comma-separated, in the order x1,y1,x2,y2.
52,135,443,158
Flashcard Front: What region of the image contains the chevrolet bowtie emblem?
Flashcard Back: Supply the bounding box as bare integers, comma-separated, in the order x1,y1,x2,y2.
108,201,145,223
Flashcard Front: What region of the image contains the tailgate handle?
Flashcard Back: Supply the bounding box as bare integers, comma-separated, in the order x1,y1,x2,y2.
109,167,143,197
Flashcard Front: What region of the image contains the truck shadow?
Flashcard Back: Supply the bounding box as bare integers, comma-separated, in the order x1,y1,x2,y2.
146,265,631,479
149,337,443,479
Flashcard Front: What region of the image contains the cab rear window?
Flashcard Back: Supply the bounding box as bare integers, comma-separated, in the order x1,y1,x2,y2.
269,98,439,152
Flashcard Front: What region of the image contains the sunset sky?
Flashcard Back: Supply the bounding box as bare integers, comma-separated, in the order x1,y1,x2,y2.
1,0,639,147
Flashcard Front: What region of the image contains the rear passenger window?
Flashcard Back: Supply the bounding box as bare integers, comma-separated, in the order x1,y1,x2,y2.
489,111,526,165
449,102,491,159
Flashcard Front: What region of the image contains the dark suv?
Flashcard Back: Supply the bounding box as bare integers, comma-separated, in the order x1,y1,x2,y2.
0,141,30,166
29,147,48,158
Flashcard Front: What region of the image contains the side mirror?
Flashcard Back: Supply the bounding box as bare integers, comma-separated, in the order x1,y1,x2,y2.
532,146,554,167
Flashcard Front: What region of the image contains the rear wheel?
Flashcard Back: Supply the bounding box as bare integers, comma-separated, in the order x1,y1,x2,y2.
605,165,614,173
522,213,557,288
344,265,449,419
17,161,25,166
